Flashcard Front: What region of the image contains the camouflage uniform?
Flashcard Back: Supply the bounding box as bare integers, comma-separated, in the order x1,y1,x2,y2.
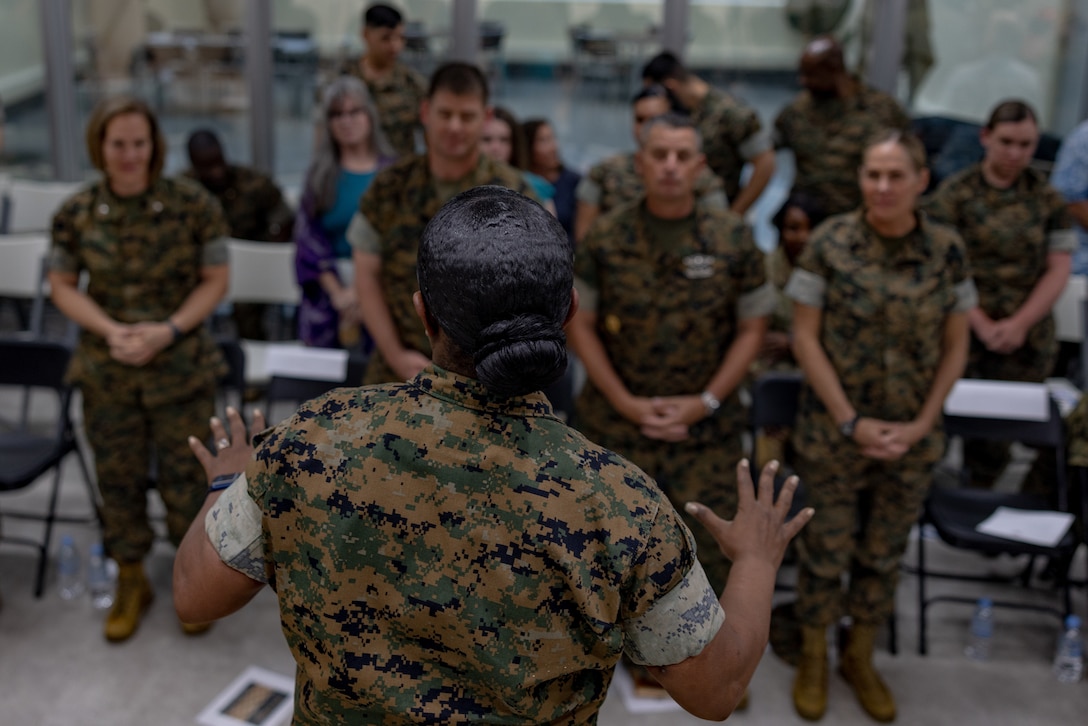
923,165,1074,486
575,152,728,215
784,211,976,626
347,154,535,385
182,164,295,340
49,177,230,563
206,366,725,724
344,60,427,157
574,200,775,592
690,86,772,203
774,83,910,216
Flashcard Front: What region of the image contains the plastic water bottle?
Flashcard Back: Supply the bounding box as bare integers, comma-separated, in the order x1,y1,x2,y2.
1053,615,1084,683
56,535,84,600
86,542,114,610
965,597,994,661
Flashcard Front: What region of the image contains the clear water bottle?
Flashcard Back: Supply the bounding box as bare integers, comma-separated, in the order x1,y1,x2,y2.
1053,615,1084,684
56,535,84,600
86,542,114,610
965,597,994,661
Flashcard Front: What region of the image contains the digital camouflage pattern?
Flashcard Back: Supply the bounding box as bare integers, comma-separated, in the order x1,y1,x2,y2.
353,154,534,385
785,211,974,626
574,200,772,591
691,86,767,203
182,163,294,243
345,60,427,157
922,164,1074,383
49,176,229,562
82,383,213,562
579,152,727,215
774,84,910,216
793,453,933,627
242,366,716,724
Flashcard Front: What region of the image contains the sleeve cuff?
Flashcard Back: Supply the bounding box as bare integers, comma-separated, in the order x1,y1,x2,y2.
785,268,827,308
737,281,777,319
204,473,269,583
203,236,230,267
1048,228,1077,253
346,211,382,255
739,129,773,160
575,176,602,205
47,246,79,274
952,278,979,313
574,276,598,314
623,560,725,666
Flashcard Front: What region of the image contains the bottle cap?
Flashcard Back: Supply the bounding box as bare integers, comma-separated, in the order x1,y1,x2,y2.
978,597,993,608
61,534,75,546
1067,615,1081,629
91,542,105,556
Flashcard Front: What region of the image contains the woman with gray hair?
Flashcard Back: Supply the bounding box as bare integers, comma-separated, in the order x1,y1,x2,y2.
295,75,395,350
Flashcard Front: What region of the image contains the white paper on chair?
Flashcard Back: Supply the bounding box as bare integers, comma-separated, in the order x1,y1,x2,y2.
943,380,1049,421
264,345,348,382
975,507,1075,548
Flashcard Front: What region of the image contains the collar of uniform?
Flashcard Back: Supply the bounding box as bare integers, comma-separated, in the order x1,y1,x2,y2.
92,177,168,221
410,364,557,419
856,208,932,263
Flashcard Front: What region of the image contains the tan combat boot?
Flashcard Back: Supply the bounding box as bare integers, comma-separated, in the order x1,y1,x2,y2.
104,562,153,643
839,623,896,722
793,625,829,720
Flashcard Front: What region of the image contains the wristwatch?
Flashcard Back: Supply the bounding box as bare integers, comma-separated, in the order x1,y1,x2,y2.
700,390,721,417
839,414,861,439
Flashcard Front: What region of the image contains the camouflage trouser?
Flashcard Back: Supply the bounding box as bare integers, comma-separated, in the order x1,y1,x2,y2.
82,384,215,563
601,435,743,594
794,451,932,627
963,343,1055,490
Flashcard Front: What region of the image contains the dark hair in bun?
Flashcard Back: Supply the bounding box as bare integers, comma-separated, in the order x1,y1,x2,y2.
417,186,573,398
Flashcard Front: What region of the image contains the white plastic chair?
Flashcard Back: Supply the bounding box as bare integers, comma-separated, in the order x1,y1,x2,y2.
227,239,301,306
3,179,83,234
0,232,52,335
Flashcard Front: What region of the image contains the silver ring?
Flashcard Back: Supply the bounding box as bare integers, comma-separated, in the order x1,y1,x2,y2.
215,438,230,451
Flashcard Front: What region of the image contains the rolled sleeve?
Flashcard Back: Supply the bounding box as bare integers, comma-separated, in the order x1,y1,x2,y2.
785,268,827,309
952,278,979,313
623,560,725,666
739,128,773,161
203,235,229,267
204,474,269,583
47,245,79,274
346,211,382,255
1048,228,1077,253
574,275,598,314
737,281,777,319
575,175,602,205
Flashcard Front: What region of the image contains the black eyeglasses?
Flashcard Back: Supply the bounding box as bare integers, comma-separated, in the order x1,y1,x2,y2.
328,106,366,120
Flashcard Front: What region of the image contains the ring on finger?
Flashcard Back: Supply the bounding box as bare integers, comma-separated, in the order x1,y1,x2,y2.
215,438,230,451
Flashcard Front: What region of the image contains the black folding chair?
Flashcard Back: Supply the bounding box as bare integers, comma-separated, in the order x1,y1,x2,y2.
0,339,100,597
916,399,1077,654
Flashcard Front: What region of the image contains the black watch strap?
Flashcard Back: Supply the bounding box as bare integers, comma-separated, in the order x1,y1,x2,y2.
839,414,861,439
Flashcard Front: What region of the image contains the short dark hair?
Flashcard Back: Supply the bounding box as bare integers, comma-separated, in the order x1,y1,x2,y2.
427,62,489,105
417,186,572,398
772,190,828,233
641,52,688,83
364,4,403,29
985,99,1037,130
186,128,222,160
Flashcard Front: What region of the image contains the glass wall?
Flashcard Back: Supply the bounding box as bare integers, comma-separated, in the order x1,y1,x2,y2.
0,0,51,178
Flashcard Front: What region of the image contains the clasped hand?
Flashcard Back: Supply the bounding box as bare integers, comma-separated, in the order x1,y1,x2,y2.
106,322,173,366
852,417,927,461
623,395,707,442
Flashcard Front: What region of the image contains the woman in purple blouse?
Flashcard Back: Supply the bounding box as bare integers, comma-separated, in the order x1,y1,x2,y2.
295,76,395,349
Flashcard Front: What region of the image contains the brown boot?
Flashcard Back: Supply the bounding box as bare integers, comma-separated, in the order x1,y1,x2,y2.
793,625,829,720
104,562,153,643
839,623,896,722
